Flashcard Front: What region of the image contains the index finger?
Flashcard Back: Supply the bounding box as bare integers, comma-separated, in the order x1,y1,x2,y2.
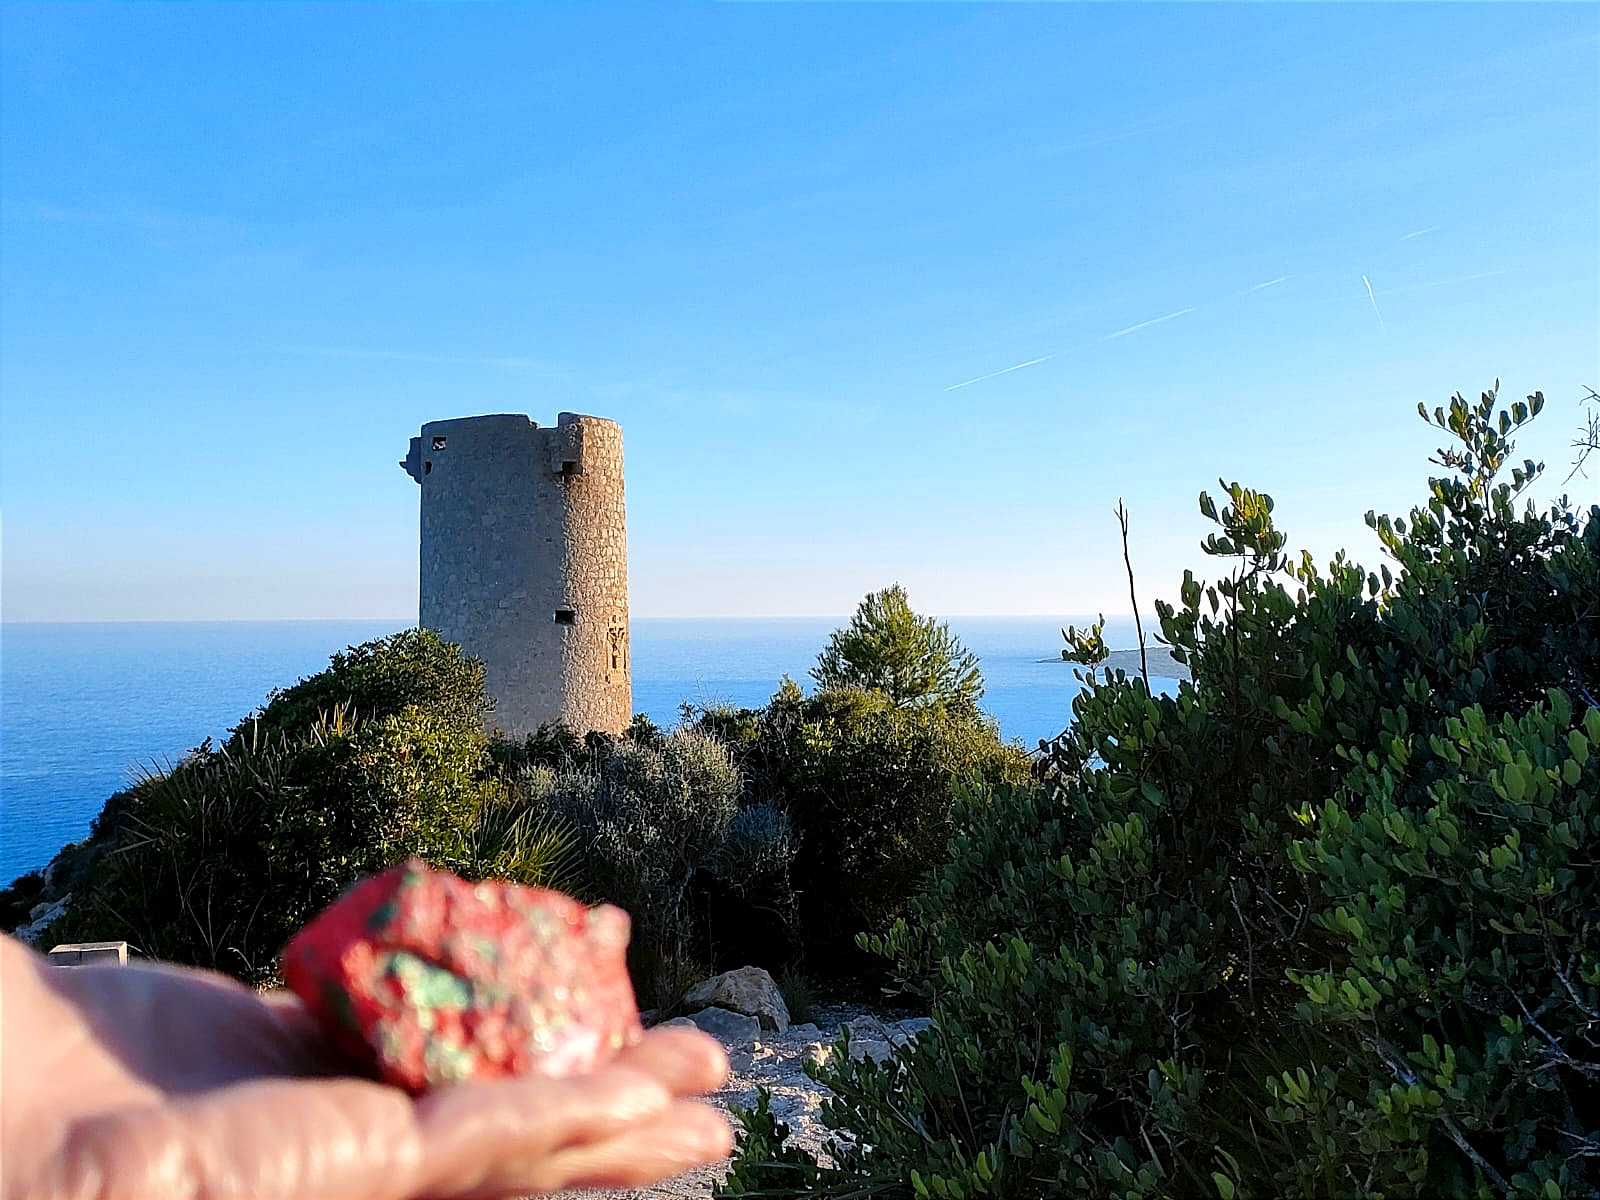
612,1027,730,1098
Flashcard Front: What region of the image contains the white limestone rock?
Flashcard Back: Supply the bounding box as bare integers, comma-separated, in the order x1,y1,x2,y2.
844,1015,890,1043
13,894,70,946
847,1038,893,1064
683,965,791,1033
888,1017,935,1045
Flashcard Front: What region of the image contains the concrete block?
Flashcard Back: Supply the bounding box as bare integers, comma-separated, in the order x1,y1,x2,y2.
48,941,130,967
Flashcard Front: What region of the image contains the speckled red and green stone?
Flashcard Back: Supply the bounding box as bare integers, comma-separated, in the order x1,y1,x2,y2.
282,860,642,1092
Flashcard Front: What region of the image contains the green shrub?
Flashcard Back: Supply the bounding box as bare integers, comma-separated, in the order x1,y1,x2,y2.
491,720,589,774
236,627,490,743
775,965,817,1025
53,707,501,982
0,871,46,932
767,686,1031,971
813,584,984,712
686,662,1030,983
51,633,573,984
721,384,1598,1198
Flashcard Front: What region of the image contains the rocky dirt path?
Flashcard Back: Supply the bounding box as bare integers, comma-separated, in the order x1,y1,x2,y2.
560,1004,926,1200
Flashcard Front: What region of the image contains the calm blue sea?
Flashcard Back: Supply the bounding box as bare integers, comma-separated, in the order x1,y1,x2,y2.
0,616,1162,881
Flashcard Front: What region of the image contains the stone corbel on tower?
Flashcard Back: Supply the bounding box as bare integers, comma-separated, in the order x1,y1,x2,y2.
400,436,424,483
547,415,586,478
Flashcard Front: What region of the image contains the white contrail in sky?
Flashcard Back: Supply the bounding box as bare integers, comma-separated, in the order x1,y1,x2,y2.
1097,307,1195,342
1400,226,1440,240
1376,269,1508,296
1361,274,1386,330
1241,276,1290,294
943,304,1198,390
944,353,1057,392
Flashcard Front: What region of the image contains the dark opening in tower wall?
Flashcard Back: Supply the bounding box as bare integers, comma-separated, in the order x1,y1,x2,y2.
555,609,576,625
432,436,447,451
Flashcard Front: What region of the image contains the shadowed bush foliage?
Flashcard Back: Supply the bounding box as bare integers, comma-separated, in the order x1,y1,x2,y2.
721,384,1599,1199
0,871,46,931
745,682,1030,972
691,663,1031,981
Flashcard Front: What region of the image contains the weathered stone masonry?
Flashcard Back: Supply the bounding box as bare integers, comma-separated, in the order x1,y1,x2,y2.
401,412,630,737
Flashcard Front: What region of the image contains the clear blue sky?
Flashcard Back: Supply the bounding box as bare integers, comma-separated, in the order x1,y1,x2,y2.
2,2,1595,622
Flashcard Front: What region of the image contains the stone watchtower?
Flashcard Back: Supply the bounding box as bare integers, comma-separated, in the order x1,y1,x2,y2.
401,412,630,737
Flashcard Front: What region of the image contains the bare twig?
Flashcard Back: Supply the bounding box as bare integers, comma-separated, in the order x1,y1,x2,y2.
1230,887,1257,1011
1116,500,1150,689
1377,1043,1511,1194
1549,952,1600,1023
1562,385,1599,485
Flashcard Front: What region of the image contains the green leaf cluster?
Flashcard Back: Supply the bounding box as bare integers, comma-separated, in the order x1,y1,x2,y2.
721,384,1598,1198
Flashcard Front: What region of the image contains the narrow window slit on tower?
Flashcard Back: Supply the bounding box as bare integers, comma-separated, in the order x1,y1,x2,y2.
559,460,577,477
432,437,448,451
424,461,433,475
555,609,576,625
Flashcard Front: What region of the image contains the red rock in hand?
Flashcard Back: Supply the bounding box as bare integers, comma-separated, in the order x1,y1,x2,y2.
281,859,642,1092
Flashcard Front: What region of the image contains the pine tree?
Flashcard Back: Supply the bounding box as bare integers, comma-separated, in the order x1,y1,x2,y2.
812,585,983,711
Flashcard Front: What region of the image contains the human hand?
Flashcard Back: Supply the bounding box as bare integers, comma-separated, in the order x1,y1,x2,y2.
0,935,731,1198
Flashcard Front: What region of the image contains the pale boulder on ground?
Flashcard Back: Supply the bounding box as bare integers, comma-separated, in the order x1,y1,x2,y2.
682,966,791,1034
13,894,70,946
842,1016,888,1062
560,1003,933,1199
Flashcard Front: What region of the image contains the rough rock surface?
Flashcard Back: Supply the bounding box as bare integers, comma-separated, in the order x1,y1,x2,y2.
682,1006,762,1045
13,894,71,946
682,966,791,1033
282,860,642,1091
560,1004,934,1200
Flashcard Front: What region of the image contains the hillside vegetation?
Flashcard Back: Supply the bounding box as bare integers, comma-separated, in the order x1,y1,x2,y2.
721,384,1598,1200
23,597,1025,1006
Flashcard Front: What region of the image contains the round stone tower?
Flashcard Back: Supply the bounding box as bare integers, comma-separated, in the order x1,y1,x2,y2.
401,412,630,737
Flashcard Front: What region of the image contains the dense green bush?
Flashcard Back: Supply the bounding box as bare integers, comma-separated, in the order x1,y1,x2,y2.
721,384,1598,1198
758,683,1030,970
689,677,1031,981
50,632,570,984
236,628,491,743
